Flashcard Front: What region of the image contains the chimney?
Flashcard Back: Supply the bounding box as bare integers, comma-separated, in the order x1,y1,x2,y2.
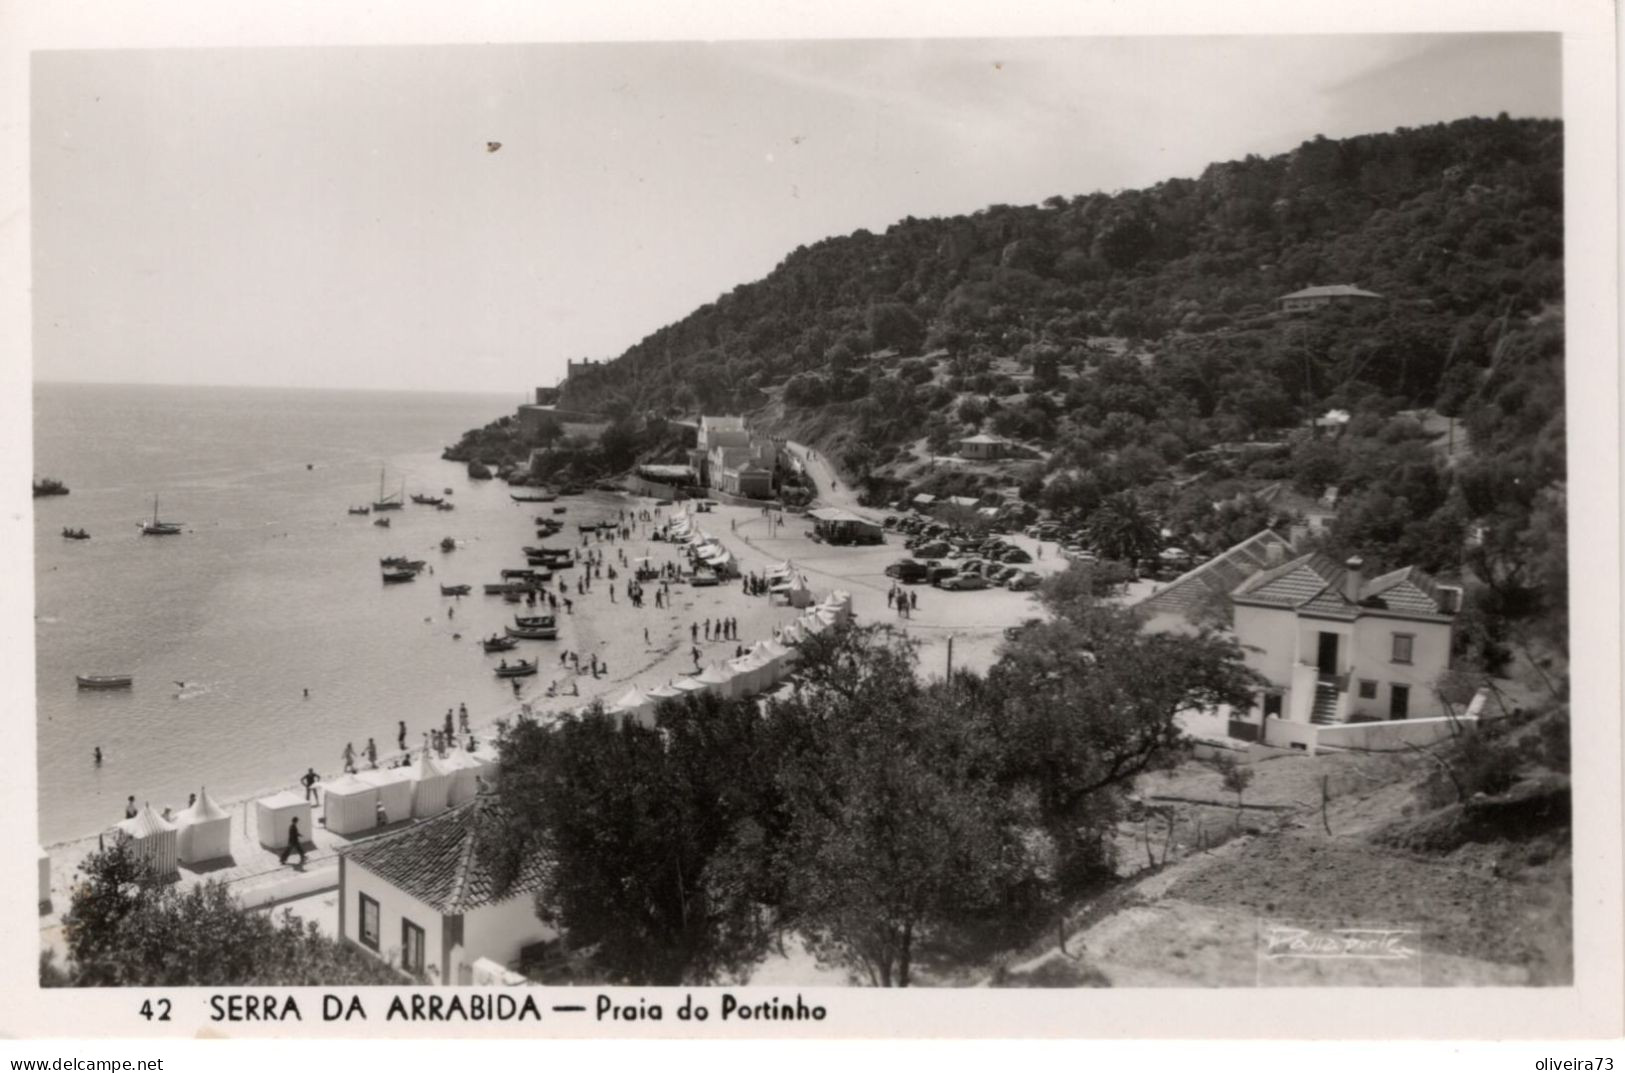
1343,556,1364,603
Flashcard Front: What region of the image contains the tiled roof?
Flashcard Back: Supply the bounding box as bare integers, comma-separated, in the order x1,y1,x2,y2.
1232,555,1452,620
344,797,550,915
1137,529,1291,615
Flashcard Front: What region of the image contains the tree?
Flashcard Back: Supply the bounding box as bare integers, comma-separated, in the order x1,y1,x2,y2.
58,839,404,987
485,700,777,985
983,604,1262,886
1084,491,1161,564
767,626,1028,986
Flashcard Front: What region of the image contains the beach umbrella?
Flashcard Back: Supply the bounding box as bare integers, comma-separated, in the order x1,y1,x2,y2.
175,788,232,864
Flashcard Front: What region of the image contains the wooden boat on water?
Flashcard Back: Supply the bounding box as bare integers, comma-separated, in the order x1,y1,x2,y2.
501,567,542,580
440,584,472,596
348,505,371,515
436,502,455,512
443,488,454,496
61,527,90,540
494,659,538,678
139,495,183,536
411,493,445,506
382,569,417,584
484,581,539,595
373,517,391,527
551,506,568,515
77,674,133,690
482,635,518,653
439,537,457,553
510,489,558,503
381,557,426,572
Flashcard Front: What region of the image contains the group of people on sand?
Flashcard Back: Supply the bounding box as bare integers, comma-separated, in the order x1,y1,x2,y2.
692,616,740,642
888,585,919,617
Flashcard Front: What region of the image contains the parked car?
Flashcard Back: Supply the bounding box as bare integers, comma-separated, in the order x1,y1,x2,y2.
991,565,1021,584
884,559,929,583
915,540,951,559
1007,571,1041,591
927,564,960,586
941,573,990,591
999,547,1033,564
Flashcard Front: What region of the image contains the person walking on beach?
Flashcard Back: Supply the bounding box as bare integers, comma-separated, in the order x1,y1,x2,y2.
341,742,357,774
644,627,650,645
910,590,918,612
690,622,698,642
458,703,469,734
691,645,701,668
444,710,455,741
564,598,573,614
125,796,138,819
279,817,307,866
300,767,321,802
398,721,407,752
365,738,378,769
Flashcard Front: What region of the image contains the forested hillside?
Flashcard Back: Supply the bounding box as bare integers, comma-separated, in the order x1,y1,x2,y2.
541,115,1566,676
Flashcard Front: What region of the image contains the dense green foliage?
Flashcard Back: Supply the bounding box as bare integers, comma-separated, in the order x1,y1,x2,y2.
484,615,1256,986
56,840,405,987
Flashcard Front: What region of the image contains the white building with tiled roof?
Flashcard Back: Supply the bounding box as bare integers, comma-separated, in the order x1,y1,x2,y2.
1275,284,1384,312
339,797,552,985
1229,551,1461,740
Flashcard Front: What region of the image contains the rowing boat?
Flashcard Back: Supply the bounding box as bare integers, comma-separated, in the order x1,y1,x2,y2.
76,674,133,690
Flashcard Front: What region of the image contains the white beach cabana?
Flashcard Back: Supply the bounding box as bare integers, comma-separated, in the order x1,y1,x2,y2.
357,767,414,825
610,685,658,728
255,790,312,850
411,750,454,818
672,675,710,699
321,774,379,836
175,787,232,864
441,749,495,807
727,652,770,694
760,638,796,676
116,804,178,879
646,683,682,712
695,661,741,699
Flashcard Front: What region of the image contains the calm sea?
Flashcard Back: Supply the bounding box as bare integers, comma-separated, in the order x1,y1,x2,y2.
31,382,602,843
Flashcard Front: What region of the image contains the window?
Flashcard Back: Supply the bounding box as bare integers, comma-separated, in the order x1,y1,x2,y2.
1262,692,1283,718
401,919,426,977
1358,679,1378,700
1391,633,1414,664
358,894,380,951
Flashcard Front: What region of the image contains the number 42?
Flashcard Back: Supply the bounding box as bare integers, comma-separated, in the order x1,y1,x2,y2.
139,999,171,1021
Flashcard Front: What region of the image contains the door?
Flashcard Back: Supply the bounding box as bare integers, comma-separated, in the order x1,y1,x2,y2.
1317,632,1339,677
1389,684,1410,720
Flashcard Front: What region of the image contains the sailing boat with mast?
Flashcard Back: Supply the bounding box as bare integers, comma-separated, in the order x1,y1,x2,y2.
139,495,183,536
372,465,404,511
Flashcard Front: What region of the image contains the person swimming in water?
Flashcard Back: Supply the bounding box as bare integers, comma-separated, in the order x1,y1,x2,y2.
93,746,102,766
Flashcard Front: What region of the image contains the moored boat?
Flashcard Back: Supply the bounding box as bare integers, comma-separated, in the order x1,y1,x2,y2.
382,569,417,583
348,505,371,515
436,502,455,511
61,527,90,540
372,466,404,511
510,489,558,503
494,659,538,678
481,635,518,653
440,537,457,553
139,495,183,536
506,614,558,640
374,517,391,527
440,583,472,596
76,674,133,690
411,493,445,506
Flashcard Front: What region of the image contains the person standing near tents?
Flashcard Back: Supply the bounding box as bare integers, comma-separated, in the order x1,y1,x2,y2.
341,742,357,774
124,796,138,819
280,816,307,866
397,721,407,752
364,738,378,769
300,767,321,802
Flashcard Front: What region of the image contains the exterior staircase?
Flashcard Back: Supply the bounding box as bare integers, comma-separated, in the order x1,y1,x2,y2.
1309,682,1341,725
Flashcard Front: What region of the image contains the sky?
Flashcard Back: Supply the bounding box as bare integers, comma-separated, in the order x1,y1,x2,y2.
30,34,1561,395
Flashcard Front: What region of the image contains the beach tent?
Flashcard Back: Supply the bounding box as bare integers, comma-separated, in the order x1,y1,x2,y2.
759,639,796,678
728,653,769,695
175,787,233,863
255,791,312,850
766,560,793,579
117,804,178,878
696,661,741,699
800,612,829,636
357,767,414,825
411,750,453,818
672,675,710,699
441,750,495,806
320,774,379,836
610,685,658,728
645,683,682,714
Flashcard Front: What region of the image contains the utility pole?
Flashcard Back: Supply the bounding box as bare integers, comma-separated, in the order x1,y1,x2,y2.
945,635,954,680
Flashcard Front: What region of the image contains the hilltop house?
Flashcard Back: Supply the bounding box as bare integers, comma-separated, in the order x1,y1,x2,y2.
958,433,1009,461
1228,552,1461,744
1276,284,1384,313
339,797,551,985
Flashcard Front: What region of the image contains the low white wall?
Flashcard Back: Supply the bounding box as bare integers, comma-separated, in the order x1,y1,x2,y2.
461,893,554,974
1315,715,1472,753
